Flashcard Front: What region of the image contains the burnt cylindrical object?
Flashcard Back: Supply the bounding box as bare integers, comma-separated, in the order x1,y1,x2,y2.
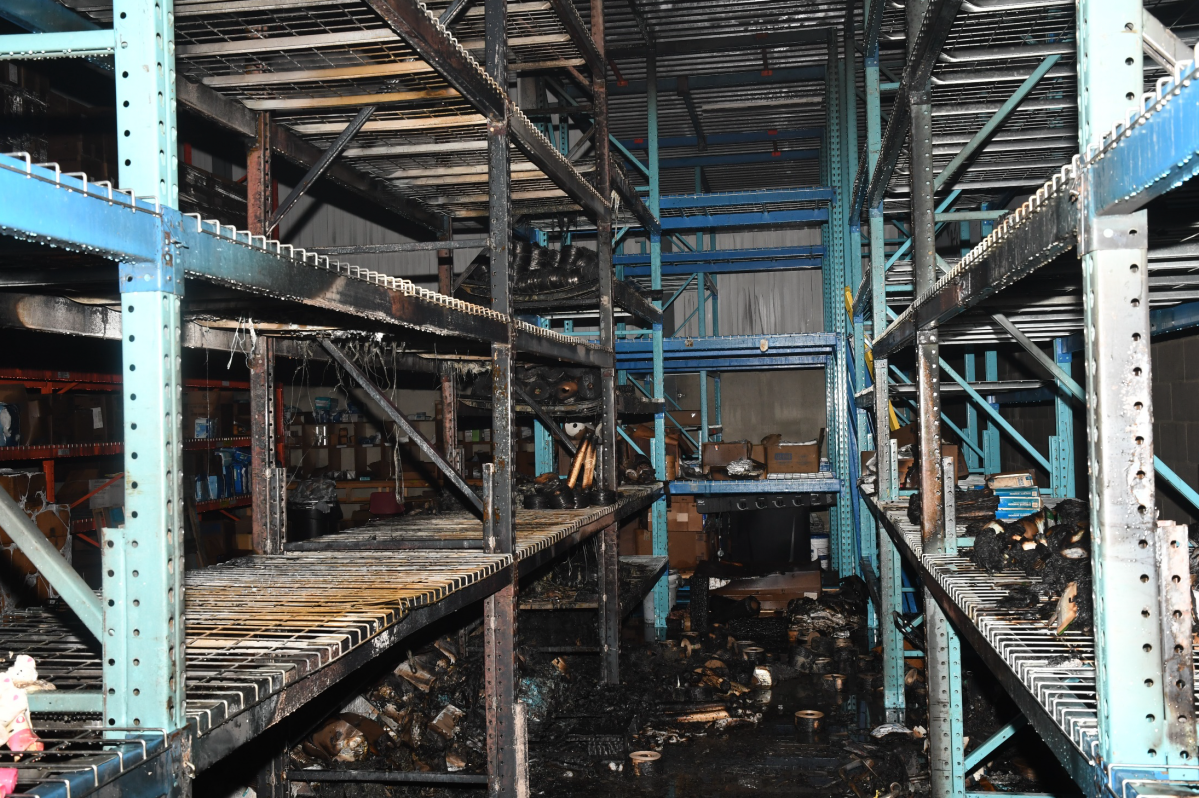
567,437,589,488
629,750,661,777
581,438,598,490
794,710,824,735
823,673,849,692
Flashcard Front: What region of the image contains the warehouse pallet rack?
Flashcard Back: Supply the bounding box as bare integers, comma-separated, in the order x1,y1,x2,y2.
0,0,676,793
832,0,1199,795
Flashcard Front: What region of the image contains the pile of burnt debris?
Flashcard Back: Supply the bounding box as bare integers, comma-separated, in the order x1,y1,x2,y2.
905,471,1096,634
281,565,1065,797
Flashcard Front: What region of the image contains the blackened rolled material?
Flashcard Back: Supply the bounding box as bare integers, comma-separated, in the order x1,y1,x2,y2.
523,493,547,509
557,244,580,271
576,247,599,279
555,379,579,401
551,485,575,509
511,240,531,277
526,380,552,402
515,365,541,385
589,488,616,506
577,371,600,400
529,245,558,272
572,490,591,509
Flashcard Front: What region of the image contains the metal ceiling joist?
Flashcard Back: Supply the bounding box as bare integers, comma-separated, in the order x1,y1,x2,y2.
850,0,963,220
623,0,656,47
675,75,708,152
547,0,604,75
363,0,607,220
608,28,830,59
609,66,825,96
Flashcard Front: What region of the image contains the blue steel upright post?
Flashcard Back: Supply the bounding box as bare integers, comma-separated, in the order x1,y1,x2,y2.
1077,0,1194,781
905,0,961,792
1050,337,1074,498
865,23,904,723
107,0,188,748
822,29,853,576
647,55,668,638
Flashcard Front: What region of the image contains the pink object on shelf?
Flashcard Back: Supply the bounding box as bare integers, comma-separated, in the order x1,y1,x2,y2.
0,767,16,796
369,491,403,516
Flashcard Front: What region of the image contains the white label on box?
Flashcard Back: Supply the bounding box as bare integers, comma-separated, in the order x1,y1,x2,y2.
676,513,689,522
92,406,103,429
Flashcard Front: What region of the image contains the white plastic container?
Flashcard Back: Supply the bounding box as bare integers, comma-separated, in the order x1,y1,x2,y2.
810,534,830,568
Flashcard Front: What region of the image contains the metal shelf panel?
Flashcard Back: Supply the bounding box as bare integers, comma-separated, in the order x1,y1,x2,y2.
873,169,1079,359
0,723,171,798
868,497,1199,795
668,476,841,495
1088,57,1199,216
0,549,518,774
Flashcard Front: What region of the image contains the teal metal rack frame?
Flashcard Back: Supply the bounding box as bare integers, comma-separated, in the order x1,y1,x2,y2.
847,0,1199,795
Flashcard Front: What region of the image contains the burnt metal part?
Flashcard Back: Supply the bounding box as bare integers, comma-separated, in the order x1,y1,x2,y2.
246,111,272,237
607,28,829,59
268,105,377,233
694,493,836,513
504,279,662,327
320,339,484,516
599,523,620,683
314,238,488,256
872,178,1078,358
916,332,945,550
855,0,964,216
288,770,488,784
438,0,474,25
512,382,579,457
250,335,282,555
610,157,662,237
255,748,290,798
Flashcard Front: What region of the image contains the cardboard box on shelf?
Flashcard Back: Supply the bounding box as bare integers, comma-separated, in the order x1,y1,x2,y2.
54,467,101,507
71,395,110,444
668,527,715,570
701,441,750,473
0,385,30,447
25,396,50,446
2,503,72,601
0,470,47,512
668,495,704,532
761,434,820,475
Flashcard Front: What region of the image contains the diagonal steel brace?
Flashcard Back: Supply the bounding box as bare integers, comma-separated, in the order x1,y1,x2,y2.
320,340,484,517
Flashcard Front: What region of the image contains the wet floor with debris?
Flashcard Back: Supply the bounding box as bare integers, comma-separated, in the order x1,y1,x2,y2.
249,568,1078,798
